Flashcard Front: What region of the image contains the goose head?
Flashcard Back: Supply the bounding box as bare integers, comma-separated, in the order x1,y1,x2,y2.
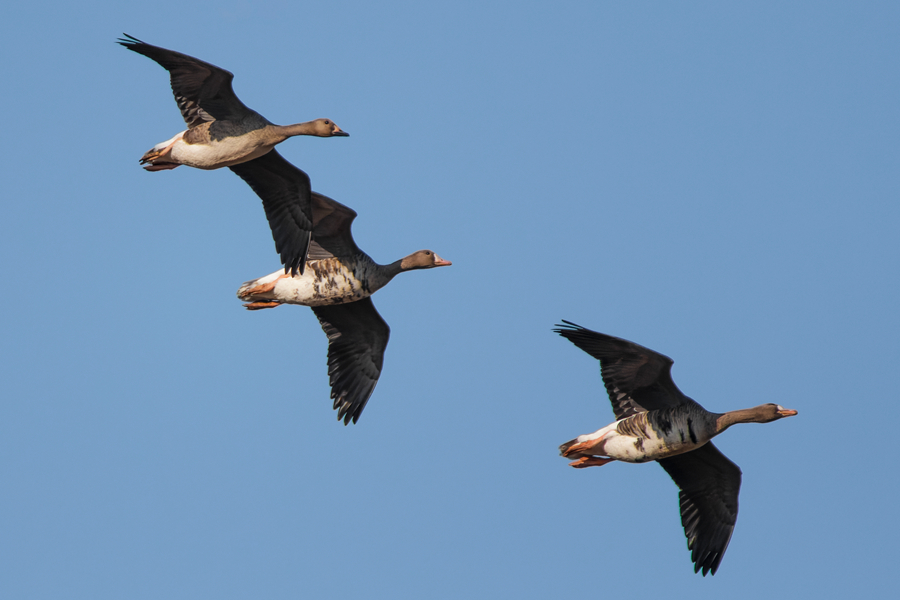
400,250,452,271
308,118,349,137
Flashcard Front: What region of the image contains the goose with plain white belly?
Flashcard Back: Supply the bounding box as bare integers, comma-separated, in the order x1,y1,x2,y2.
118,34,348,172
235,154,450,424
119,35,348,275
554,321,797,576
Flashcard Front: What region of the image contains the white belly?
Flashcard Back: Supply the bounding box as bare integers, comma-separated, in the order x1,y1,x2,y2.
238,259,376,307
273,270,370,306
170,138,274,169
576,420,709,463
601,432,686,462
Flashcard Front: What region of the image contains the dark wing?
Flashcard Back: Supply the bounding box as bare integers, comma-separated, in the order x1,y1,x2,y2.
311,298,390,425
307,192,362,259
118,34,253,126
554,321,692,420
229,150,312,276
658,443,741,576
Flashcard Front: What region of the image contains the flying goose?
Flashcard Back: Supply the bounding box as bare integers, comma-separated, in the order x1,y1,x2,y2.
235,157,450,424
554,321,797,576
118,34,348,172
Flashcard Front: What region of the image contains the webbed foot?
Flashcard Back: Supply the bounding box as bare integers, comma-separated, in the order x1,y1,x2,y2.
243,301,283,310
568,456,615,468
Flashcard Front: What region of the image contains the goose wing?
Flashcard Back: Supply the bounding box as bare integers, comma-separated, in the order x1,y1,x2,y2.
306,192,362,260
311,298,389,425
657,443,741,576
554,321,694,420
229,150,312,275
118,34,253,127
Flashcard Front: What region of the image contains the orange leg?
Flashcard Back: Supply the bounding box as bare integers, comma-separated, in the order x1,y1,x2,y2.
243,301,282,310
143,162,180,172
140,132,185,167
244,273,289,296
562,439,599,457
568,456,615,469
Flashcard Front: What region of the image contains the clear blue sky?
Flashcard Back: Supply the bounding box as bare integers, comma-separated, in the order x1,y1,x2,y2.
1,1,897,598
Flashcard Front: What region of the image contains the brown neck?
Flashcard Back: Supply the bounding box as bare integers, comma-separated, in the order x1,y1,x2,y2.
274,121,324,138
715,406,771,432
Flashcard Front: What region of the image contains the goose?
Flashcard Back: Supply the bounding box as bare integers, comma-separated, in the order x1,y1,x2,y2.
118,34,348,172
235,157,450,424
554,321,797,576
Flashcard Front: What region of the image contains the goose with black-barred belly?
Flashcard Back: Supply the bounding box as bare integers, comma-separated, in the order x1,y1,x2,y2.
236,182,449,426
555,322,797,577
238,249,448,308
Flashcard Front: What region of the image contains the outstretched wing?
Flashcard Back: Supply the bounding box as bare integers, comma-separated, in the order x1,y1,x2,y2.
119,34,253,126
657,443,741,576
229,150,312,275
311,298,390,425
555,321,692,420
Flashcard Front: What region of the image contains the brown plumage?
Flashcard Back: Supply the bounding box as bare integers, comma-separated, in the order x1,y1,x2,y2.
119,34,348,171
119,35,348,275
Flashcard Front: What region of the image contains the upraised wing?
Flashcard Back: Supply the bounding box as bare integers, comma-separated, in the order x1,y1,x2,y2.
118,34,253,127
307,192,362,260
554,321,694,420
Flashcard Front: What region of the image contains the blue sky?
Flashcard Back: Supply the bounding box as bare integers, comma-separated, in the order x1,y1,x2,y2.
1,1,897,598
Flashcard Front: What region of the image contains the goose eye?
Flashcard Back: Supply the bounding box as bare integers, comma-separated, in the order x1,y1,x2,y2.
324,120,331,124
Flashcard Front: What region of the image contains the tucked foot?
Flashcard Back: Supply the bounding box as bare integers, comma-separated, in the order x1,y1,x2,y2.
139,132,184,168
562,439,598,457
243,301,283,310
142,162,180,171
568,456,615,469
139,147,173,166
244,273,289,296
